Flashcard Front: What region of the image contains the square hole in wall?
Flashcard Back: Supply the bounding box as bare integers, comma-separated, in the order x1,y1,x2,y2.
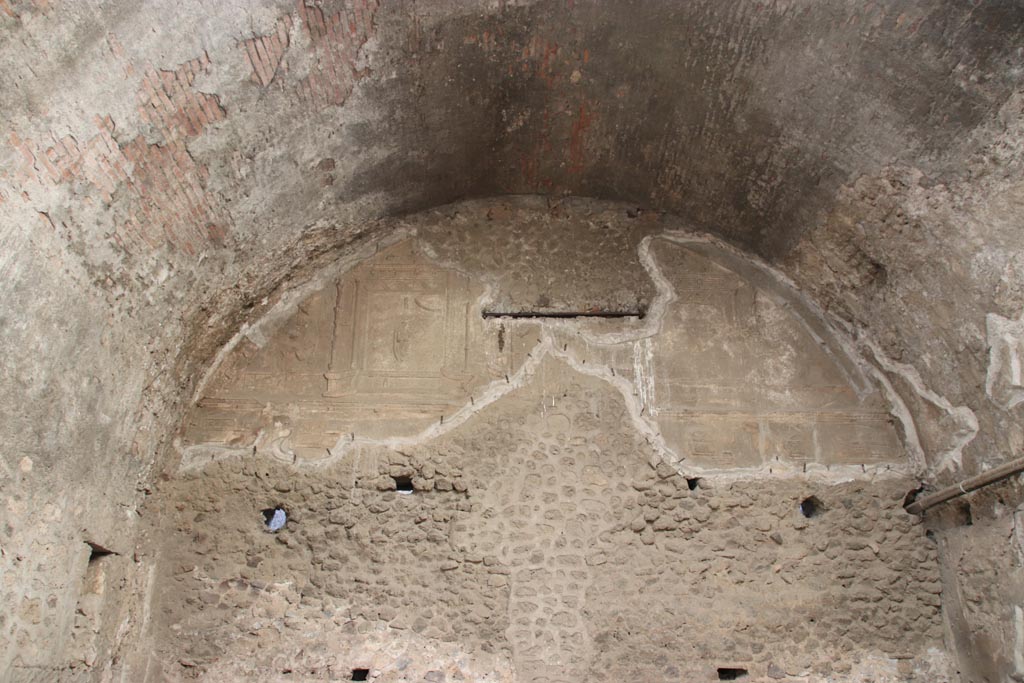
351,668,370,681
81,541,115,597
261,506,288,531
799,495,823,518
393,475,414,494
955,500,973,526
717,667,748,680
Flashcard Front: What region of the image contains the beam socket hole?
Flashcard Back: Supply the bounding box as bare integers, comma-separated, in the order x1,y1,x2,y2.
85,541,115,563
800,496,823,519
262,506,287,531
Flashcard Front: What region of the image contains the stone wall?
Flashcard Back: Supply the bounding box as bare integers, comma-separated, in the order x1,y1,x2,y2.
2,194,1021,681
123,207,955,681
143,358,948,682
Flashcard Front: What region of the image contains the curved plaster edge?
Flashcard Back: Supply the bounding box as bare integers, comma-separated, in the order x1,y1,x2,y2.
858,336,979,474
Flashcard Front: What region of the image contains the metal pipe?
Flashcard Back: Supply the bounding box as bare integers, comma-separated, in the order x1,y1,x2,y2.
905,455,1024,515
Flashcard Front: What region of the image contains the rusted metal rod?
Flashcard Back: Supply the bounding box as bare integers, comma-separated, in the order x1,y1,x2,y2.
482,310,646,319
905,455,1024,515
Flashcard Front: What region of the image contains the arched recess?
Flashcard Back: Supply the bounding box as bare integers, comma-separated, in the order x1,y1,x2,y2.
1,0,1021,678
133,198,953,683
177,197,918,477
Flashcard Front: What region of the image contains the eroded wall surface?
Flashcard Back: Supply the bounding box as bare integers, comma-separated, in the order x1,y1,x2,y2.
147,360,948,682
